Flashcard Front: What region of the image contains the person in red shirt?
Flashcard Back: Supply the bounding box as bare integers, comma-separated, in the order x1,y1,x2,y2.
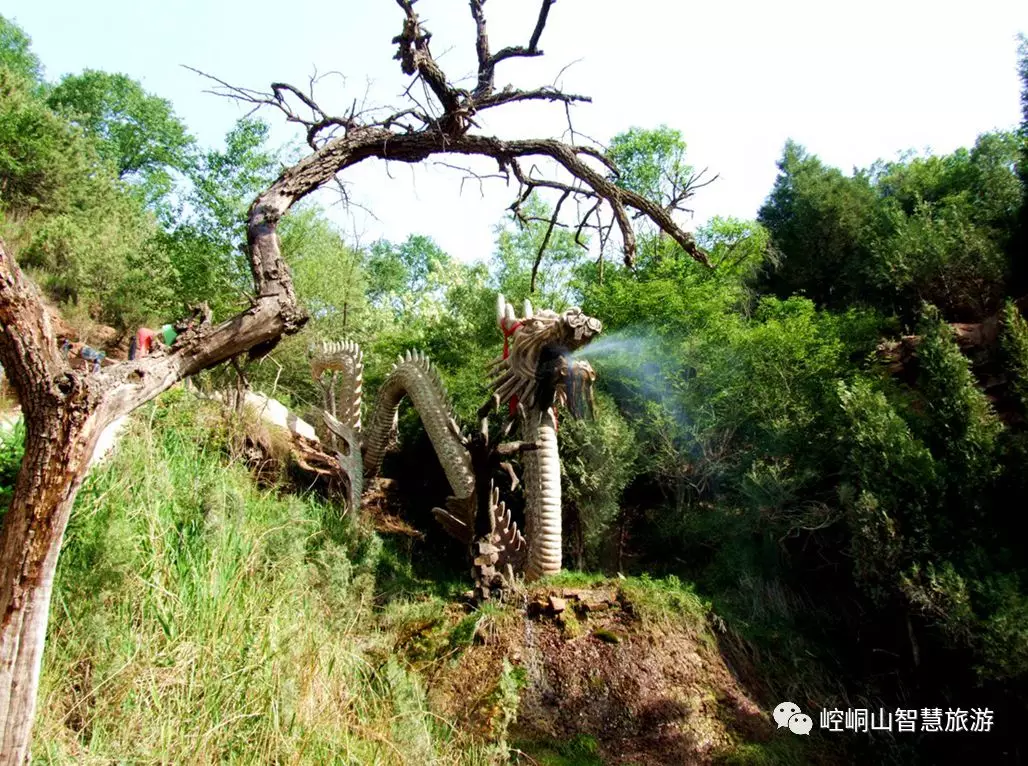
129,327,157,360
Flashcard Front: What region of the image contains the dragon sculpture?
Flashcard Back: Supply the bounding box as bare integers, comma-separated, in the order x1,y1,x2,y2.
310,294,601,590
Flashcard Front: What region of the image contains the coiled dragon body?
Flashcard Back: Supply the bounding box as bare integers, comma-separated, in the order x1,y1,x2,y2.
311,294,601,585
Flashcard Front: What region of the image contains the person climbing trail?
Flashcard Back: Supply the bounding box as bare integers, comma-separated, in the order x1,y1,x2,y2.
129,324,179,360
79,345,106,374
59,337,107,373
129,327,157,360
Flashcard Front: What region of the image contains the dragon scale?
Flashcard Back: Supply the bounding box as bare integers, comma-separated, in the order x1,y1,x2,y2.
362,350,474,500
316,345,476,532
521,407,562,579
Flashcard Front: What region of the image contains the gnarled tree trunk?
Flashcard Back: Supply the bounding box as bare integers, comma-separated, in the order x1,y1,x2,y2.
0,239,110,762
0,405,101,762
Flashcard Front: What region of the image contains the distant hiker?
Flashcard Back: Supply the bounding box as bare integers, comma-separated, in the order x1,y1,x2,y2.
129,327,158,360
128,323,181,360
79,346,105,374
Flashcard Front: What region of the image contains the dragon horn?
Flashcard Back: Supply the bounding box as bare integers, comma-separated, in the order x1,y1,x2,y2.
496,293,507,329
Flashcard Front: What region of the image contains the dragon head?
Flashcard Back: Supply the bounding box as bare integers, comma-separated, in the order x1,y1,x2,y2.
490,294,601,417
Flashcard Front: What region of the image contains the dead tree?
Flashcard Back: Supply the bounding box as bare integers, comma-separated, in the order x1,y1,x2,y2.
0,1,709,761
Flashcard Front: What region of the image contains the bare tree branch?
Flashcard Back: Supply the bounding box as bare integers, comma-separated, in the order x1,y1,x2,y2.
192,0,712,272
393,0,465,132
432,161,507,198
471,0,555,98
185,67,363,150
572,200,600,244
476,86,591,112
530,188,570,293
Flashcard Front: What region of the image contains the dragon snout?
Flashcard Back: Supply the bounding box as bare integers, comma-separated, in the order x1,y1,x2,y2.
562,307,603,350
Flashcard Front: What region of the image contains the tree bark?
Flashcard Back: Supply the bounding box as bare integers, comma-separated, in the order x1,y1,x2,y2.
0,238,113,763
0,407,101,763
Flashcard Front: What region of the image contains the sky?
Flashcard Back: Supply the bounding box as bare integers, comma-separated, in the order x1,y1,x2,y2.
5,0,1027,263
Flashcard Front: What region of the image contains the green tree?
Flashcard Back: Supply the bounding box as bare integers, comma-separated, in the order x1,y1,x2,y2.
760,135,1020,322
365,234,458,321
1010,34,1028,296
912,306,1003,496
160,117,281,320
0,15,41,85
492,195,586,310
607,125,704,214
559,391,639,569
0,70,92,215
0,65,171,329
281,206,367,334
1000,300,1028,412
758,140,887,310
46,70,194,203
17,175,172,328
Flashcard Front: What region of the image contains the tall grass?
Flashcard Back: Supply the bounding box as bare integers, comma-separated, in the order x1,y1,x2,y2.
33,390,490,765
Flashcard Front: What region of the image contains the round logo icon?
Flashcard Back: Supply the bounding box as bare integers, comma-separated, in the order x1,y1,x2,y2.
773,701,802,728
788,712,813,735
